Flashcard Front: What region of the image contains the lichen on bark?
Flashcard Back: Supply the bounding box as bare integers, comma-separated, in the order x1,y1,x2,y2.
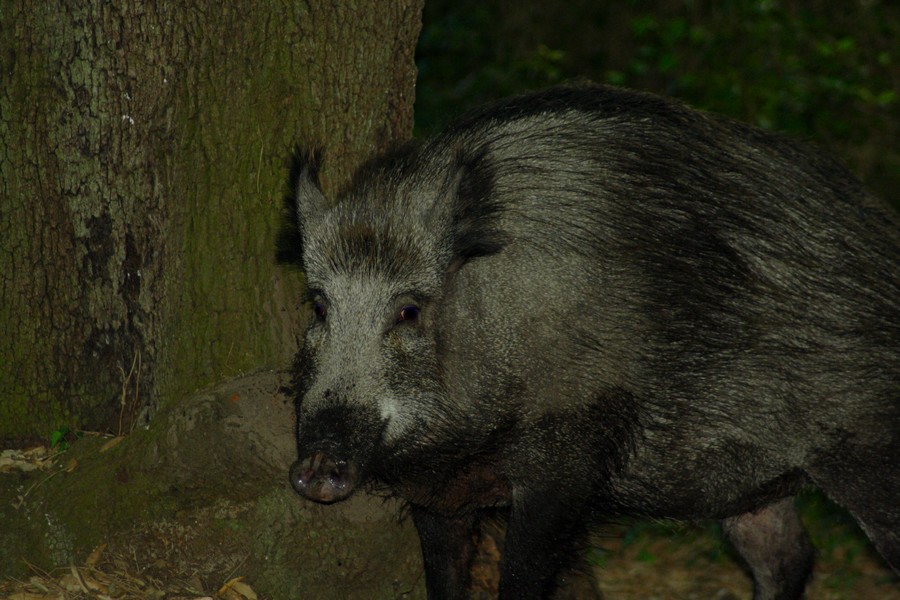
0,0,423,443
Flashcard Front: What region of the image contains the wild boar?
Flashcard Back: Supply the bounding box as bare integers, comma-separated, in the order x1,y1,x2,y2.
284,84,899,600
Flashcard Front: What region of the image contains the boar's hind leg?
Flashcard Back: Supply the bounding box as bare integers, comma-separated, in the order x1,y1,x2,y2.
722,497,814,600
411,506,477,600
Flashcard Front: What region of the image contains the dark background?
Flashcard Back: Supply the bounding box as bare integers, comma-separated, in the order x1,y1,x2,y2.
415,0,899,208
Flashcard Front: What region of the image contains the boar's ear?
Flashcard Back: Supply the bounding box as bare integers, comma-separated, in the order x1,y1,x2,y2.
277,146,327,266
444,146,506,273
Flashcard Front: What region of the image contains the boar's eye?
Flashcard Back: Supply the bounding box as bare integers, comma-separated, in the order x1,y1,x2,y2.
312,302,327,320
398,305,419,323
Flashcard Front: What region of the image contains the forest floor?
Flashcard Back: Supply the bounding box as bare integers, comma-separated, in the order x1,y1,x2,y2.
2,449,898,600
592,515,899,600
2,509,897,599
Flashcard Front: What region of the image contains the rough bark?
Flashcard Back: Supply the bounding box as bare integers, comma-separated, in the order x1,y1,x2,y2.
0,0,423,443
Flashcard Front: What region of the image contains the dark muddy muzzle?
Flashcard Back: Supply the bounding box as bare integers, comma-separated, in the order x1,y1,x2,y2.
290,401,384,503
289,451,359,504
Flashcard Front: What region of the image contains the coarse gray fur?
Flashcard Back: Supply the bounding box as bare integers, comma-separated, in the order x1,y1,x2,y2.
285,84,899,600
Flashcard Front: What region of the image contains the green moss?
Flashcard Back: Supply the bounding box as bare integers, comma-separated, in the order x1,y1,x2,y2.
17,435,181,571
0,383,75,442
157,7,313,408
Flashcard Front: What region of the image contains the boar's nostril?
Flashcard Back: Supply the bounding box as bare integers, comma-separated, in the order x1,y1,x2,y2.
289,451,358,504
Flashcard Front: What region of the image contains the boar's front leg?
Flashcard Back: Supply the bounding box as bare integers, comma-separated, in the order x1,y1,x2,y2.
499,490,591,600
722,497,814,600
411,505,478,600
475,511,603,600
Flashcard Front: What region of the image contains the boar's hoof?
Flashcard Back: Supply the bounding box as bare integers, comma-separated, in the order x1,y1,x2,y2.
289,452,358,503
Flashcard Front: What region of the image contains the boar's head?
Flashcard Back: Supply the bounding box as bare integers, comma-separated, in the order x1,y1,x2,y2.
284,145,505,504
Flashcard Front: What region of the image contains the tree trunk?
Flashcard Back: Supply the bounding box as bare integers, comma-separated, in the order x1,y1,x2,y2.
0,0,423,444
0,2,428,597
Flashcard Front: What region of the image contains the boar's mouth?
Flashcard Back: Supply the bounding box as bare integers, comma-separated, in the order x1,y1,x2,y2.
289,404,521,505
289,450,359,504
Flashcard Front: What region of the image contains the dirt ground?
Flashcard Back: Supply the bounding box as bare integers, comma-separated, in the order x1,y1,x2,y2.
2,440,898,599
1,515,897,599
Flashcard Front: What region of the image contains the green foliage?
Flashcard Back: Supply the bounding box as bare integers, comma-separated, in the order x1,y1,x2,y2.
619,518,727,564
49,427,69,452
796,490,883,591
584,545,612,567
49,426,84,453
415,1,568,134
607,1,897,143
416,0,899,204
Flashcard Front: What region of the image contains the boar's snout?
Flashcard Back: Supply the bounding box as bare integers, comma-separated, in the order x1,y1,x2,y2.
290,451,359,504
